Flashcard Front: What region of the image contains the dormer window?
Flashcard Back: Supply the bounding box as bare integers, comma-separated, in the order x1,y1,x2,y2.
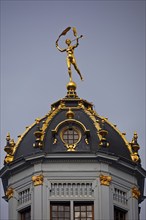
52,117,90,152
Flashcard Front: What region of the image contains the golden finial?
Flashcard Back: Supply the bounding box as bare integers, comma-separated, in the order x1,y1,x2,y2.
56,27,83,82
35,118,41,124
6,132,10,142
66,81,78,98
122,132,126,135
131,132,140,151
99,119,109,147
4,133,15,159
66,108,75,119
130,131,140,163
33,119,43,149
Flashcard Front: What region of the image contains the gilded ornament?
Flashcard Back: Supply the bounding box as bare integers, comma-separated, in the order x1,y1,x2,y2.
66,81,77,98
131,153,140,162
6,187,14,200
130,132,140,163
32,174,44,186
66,108,75,119
33,126,44,149
98,119,109,147
4,155,14,164
122,132,126,136
66,143,77,151
4,133,15,164
85,138,89,144
132,187,140,200
100,175,112,186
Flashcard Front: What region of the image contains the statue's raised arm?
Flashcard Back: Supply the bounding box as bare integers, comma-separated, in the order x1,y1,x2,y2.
56,27,71,52
56,27,84,82
56,39,66,52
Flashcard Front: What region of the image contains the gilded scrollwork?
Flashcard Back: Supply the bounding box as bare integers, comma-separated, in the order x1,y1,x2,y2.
132,186,140,199
32,174,44,186
6,187,14,200
100,175,112,186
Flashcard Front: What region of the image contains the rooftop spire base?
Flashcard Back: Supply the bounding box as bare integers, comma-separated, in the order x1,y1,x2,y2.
66,81,78,98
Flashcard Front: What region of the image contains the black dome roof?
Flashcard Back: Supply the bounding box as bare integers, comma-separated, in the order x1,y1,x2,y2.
4,82,140,165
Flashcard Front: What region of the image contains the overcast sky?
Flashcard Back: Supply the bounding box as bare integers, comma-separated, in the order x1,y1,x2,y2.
0,0,145,219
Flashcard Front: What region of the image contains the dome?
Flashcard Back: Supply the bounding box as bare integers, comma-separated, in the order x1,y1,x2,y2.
4,81,140,165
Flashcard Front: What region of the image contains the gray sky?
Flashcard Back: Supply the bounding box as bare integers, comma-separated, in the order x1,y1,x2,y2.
1,0,145,219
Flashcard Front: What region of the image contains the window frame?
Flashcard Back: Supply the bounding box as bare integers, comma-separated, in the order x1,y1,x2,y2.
50,201,94,220
19,206,31,220
74,201,94,220
114,206,127,220
50,202,70,220
60,126,81,146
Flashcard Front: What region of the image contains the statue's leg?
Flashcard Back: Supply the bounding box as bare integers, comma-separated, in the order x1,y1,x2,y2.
66,58,72,81
74,64,83,81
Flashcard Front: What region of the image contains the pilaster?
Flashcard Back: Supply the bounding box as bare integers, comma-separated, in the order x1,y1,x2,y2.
32,174,44,220
98,174,112,220
7,188,18,220
128,187,140,220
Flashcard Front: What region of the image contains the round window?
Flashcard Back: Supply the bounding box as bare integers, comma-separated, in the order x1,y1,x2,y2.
60,126,81,145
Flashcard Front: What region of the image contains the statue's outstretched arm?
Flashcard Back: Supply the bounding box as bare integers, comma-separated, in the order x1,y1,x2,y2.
56,40,66,52
73,38,79,49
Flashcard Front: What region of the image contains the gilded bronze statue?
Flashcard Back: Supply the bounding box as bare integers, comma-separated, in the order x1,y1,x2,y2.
56,27,83,81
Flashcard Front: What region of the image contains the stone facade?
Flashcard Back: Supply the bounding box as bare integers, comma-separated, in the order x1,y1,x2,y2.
4,157,144,220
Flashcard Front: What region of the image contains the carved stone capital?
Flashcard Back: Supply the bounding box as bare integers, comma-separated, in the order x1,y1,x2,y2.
100,175,112,186
32,174,44,186
132,187,140,199
6,187,14,200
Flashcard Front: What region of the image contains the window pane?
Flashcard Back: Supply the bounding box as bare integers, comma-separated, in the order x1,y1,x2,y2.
87,212,92,217
74,203,93,220
62,127,80,145
58,212,64,217
87,206,92,211
81,212,86,217
52,206,57,211
51,203,70,220
75,212,80,217
20,207,31,220
114,207,126,220
52,212,57,217
58,206,64,211
65,206,70,211
65,212,70,218
81,206,86,211
75,206,80,211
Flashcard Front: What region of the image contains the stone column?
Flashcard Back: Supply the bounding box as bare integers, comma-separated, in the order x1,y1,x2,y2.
128,186,140,220
6,187,18,220
70,200,74,220
98,175,112,220
93,179,100,220
32,174,44,220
